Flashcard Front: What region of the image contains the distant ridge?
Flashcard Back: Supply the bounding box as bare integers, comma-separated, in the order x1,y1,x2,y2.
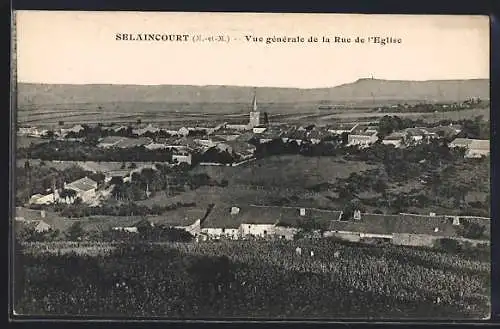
18,78,489,106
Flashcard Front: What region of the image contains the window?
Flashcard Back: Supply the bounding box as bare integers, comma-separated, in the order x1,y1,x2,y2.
222,228,225,233
263,230,267,235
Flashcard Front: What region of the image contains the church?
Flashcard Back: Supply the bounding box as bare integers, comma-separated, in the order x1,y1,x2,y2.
226,90,269,132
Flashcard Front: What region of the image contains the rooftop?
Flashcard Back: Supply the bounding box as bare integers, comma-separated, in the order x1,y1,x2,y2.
350,130,378,137
202,205,340,230
66,177,98,192
383,133,405,141
450,138,490,150
98,136,124,145
329,212,459,237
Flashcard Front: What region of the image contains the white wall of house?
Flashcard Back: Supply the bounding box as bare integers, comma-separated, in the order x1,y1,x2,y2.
112,227,139,233
466,149,490,158
240,224,276,238
173,153,192,165
201,227,240,240
348,134,378,146
78,189,97,203
382,139,402,148
253,127,267,134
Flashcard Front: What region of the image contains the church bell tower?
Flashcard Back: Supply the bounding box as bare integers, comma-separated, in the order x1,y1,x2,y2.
248,88,260,128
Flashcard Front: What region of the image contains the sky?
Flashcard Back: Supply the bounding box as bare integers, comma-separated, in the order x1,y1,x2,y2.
15,11,490,88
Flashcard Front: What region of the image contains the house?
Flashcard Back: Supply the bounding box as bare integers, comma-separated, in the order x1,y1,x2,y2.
326,211,489,247
252,126,267,134
178,127,190,136
382,132,406,147
225,141,256,159
402,128,427,143
22,219,52,233
426,125,461,139
282,128,308,144
172,150,192,165
226,124,248,131
114,137,153,148
60,124,84,137
449,138,490,158
194,138,217,148
112,226,139,233
348,130,378,147
402,128,438,144
306,128,330,144
145,142,168,150
61,177,98,204
200,205,339,240
133,124,160,136
18,126,45,137
29,193,56,205
111,125,129,133
97,136,126,148
327,123,359,135
104,170,131,183
212,134,241,141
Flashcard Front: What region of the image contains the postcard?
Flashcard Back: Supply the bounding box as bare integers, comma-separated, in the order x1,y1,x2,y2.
11,11,491,321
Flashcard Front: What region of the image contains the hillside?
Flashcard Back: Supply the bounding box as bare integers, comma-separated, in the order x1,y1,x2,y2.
18,79,489,107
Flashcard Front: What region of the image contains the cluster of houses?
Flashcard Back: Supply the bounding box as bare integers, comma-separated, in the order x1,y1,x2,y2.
16,203,489,248
29,176,99,206
18,90,490,162
448,138,490,159
28,161,166,206
187,205,490,247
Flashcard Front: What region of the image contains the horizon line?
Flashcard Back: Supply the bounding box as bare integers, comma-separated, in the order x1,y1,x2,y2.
16,77,490,90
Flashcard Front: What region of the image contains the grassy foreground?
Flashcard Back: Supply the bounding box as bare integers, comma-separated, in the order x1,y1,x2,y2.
14,239,490,319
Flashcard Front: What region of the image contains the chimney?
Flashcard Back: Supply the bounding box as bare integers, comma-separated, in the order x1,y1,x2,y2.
429,212,436,217
231,206,240,215
299,208,306,216
353,210,361,220
434,227,439,233
40,210,46,218
452,216,460,226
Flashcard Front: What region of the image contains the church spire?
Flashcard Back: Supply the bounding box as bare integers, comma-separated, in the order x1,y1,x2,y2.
252,88,258,112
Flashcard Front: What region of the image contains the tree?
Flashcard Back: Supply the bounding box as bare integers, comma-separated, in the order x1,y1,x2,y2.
59,188,77,202
340,132,349,145
459,221,486,240
65,222,85,241
43,131,55,139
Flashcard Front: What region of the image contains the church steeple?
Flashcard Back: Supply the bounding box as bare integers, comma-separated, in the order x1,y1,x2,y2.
252,88,258,112
248,88,260,128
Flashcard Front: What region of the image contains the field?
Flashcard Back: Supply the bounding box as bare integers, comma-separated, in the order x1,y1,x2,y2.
192,155,377,189
14,239,490,319
16,102,489,128
136,155,378,210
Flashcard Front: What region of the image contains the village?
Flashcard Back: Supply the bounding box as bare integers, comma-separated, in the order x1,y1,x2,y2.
14,94,491,249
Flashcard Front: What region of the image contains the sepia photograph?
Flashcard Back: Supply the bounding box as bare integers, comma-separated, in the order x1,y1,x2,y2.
11,11,491,320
